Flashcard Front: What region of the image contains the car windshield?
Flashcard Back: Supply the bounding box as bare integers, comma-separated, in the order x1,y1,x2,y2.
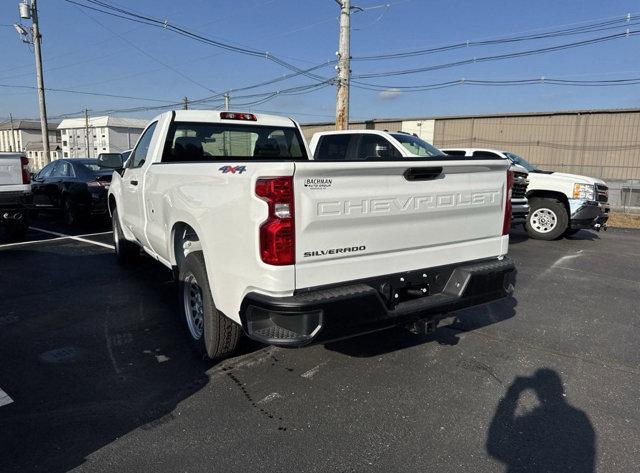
504,152,538,172
390,133,445,158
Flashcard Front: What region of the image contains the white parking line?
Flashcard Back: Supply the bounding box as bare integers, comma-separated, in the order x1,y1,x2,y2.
28,227,115,250
0,388,13,407
0,229,113,250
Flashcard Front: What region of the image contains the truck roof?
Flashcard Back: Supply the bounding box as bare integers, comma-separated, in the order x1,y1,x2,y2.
441,147,507,154
172,110,296,128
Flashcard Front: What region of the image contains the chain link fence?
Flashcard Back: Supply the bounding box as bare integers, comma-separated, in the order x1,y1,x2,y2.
607,181,640,214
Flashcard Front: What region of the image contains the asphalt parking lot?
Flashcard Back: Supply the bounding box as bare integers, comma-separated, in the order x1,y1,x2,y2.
1,218,639,473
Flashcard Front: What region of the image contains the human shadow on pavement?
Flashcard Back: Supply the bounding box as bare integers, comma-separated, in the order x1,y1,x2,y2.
324,296,517,357
486,369,596,473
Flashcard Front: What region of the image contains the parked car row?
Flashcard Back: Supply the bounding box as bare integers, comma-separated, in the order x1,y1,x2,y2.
2,111,611,361
0,151,133,239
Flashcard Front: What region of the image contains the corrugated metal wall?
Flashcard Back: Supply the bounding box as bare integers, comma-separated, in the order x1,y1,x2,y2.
300,110,640,180
432,111,640,180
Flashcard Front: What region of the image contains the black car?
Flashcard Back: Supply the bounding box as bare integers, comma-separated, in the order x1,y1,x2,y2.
29,159,113,225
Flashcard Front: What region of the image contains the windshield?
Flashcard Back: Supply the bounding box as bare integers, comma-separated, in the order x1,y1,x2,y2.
504,152,538,172
390,133,445,158
163,122,307,162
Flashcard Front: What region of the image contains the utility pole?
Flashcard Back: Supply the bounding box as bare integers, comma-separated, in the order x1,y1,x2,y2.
224,92,230,111
84,108,90,158
20,0,51,164
9,113,17,152
183,96,189,110
335,0,351,130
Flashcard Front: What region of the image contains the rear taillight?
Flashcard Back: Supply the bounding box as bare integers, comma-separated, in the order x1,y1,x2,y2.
20,156,30,184
502,170,514,235
255,176,295,265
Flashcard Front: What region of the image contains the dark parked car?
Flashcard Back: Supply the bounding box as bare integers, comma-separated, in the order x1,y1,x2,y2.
28,159,113,225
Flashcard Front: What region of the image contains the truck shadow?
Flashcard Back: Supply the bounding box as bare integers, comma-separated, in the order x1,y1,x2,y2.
509,227,601,244
486,369,596,472
324,296,517,358
0,248,260,473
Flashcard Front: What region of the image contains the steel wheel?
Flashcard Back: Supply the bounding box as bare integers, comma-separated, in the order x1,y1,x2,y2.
183,273,204,340
529,208,558,234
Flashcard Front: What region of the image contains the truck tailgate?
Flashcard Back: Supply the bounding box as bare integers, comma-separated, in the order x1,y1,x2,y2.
293,160,510,289
0,155,23,187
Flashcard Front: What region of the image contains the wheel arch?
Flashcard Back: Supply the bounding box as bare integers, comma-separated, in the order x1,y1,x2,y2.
526,190,570,217
171,221,203,271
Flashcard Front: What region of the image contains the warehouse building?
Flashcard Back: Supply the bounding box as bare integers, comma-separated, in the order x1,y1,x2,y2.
301,108,640,181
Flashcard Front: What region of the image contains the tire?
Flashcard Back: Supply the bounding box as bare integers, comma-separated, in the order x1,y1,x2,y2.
178,251,240,360
525,198,569,241
62,197,79,227
112,208,139,263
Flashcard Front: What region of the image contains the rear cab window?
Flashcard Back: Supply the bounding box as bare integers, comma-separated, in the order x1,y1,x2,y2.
443,150,467,157
162,122,308,162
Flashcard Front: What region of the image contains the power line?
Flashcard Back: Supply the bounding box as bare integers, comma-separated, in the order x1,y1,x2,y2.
352,29,640,79
52,80,333,118
64,0,329,83
74,6,219,94
352,13,639,61
352,76,640,92
0,83,178,102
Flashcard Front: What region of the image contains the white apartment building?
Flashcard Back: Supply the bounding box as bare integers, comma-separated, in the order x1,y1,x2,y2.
0,120,61,169
57,116,148,159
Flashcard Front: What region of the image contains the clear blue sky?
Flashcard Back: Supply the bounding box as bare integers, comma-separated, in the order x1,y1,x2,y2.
1,0,639,123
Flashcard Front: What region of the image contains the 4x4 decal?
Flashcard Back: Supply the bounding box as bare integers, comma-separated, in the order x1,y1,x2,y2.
219,165,247,174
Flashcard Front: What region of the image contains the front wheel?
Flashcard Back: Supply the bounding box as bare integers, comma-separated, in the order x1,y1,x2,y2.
525,198,569,240
179,251,240,360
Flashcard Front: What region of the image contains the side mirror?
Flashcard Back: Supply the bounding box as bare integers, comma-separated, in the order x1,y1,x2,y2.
97,153,124,171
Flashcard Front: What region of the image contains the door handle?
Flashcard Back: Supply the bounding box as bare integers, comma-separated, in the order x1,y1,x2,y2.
130,180,138,186
403,167,443,181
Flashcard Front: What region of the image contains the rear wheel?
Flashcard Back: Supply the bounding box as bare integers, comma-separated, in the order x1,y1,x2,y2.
525,198,568,241
112,208,138,263
178,251,240,360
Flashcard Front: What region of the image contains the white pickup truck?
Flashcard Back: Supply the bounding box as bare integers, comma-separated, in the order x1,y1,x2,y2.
441,148,610,240
107,110,516,359
0,152,31,239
